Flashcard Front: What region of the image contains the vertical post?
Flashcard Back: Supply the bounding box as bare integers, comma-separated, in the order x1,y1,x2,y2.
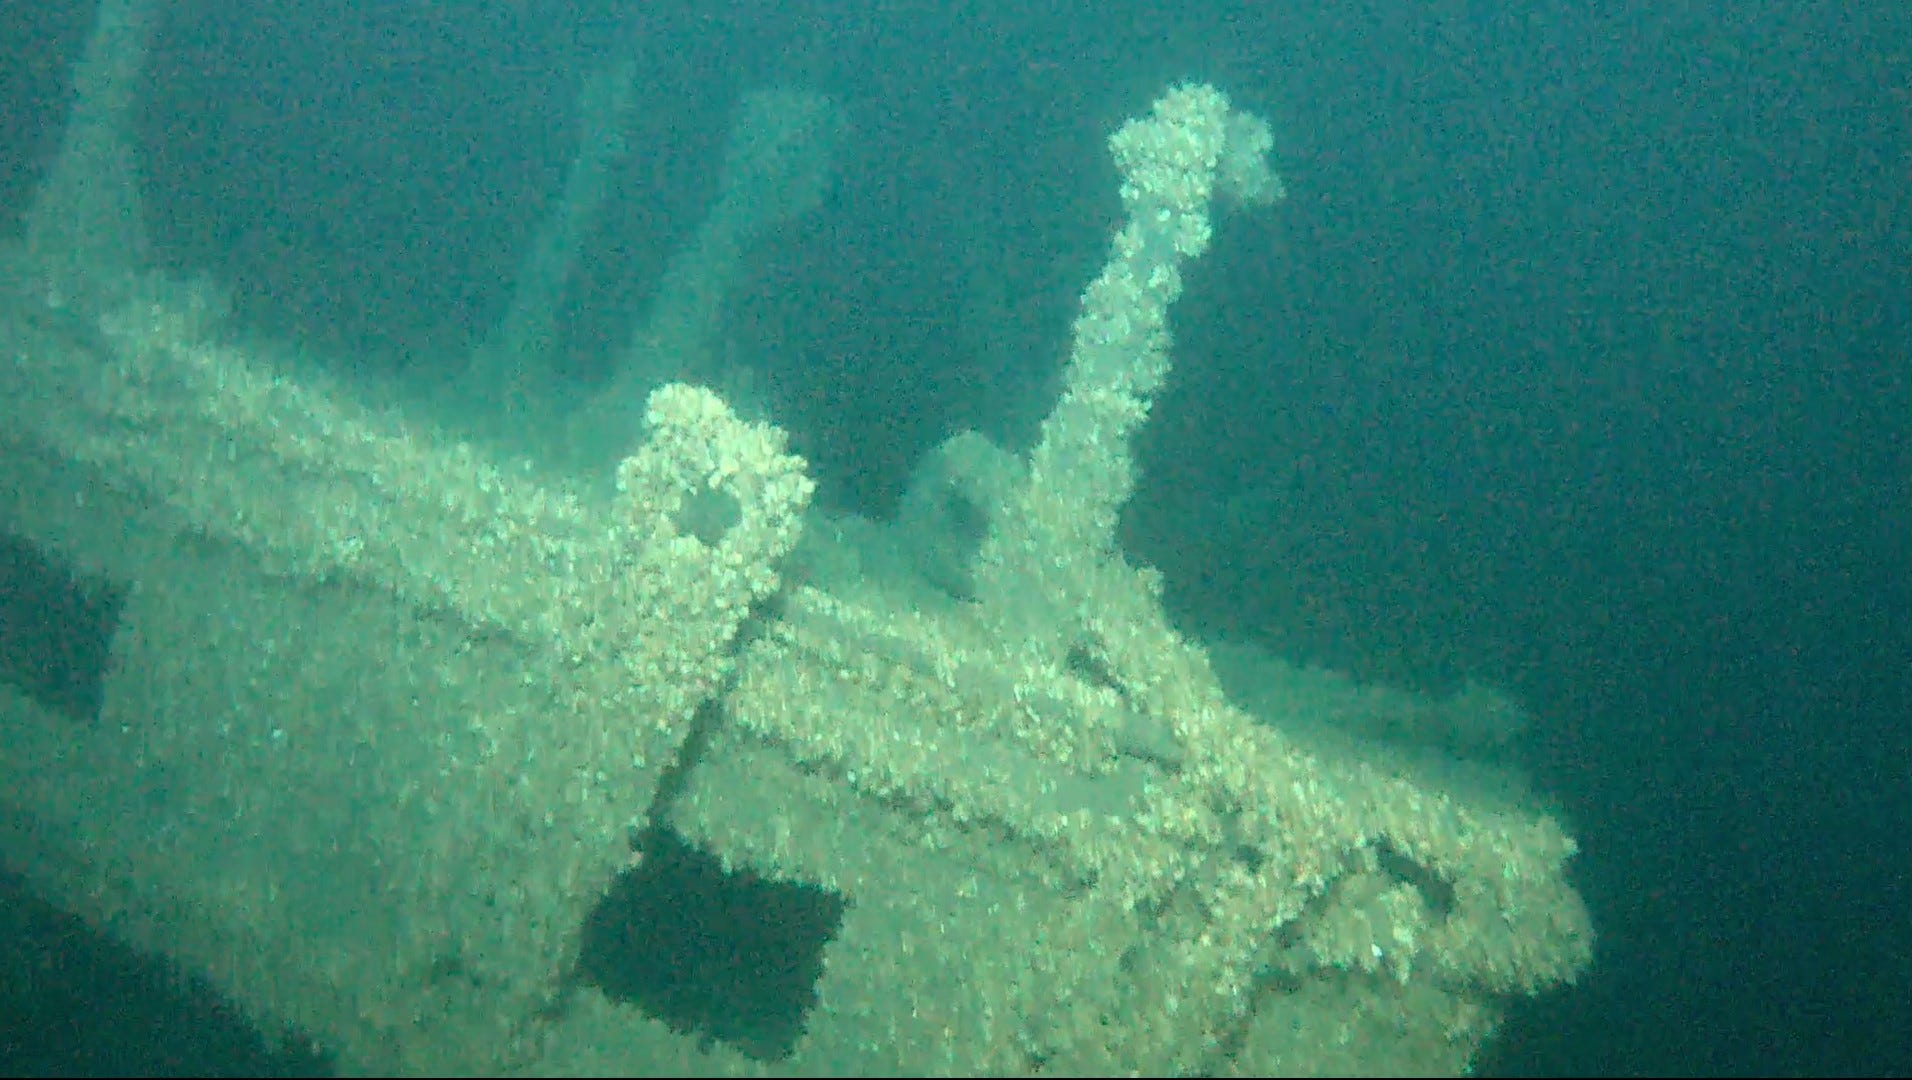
23,0,163,301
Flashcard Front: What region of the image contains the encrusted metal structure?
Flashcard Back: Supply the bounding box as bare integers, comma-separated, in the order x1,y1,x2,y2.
1,51,1589,1077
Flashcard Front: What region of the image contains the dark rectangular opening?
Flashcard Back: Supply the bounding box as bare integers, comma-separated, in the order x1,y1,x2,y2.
577,824,848,1062
0,529,124,724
